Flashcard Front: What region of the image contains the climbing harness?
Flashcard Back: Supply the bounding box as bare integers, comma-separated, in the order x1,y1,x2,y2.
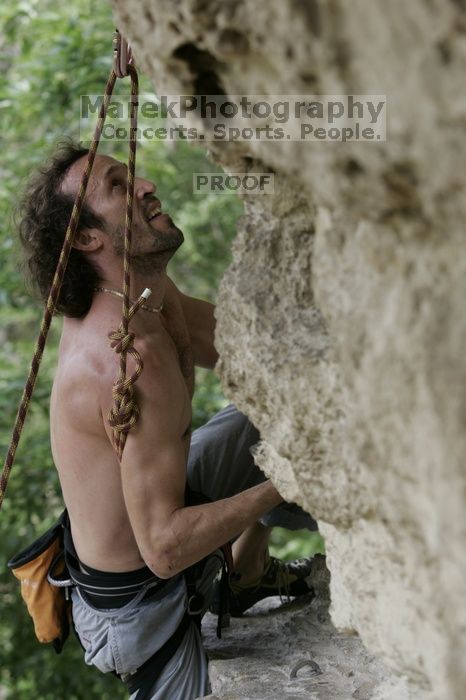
1,30,142,509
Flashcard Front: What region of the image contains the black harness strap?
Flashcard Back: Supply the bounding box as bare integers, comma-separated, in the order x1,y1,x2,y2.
185,485,234,638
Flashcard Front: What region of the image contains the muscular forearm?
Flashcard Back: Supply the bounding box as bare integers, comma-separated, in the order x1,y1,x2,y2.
151,481,283,578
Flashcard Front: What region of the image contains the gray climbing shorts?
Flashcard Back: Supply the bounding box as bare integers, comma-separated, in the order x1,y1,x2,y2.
71,404,317,699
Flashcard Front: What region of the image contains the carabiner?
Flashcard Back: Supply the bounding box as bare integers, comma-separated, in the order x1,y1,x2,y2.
113,29,133,78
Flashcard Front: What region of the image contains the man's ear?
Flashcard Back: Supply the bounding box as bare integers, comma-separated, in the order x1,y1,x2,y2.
72,228,103,252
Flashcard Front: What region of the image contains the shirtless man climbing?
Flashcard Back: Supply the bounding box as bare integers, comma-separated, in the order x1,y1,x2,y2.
19,142,318,699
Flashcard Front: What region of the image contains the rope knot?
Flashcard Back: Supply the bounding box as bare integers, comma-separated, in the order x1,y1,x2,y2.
108,389,140,433
107,311,144,459
109,329,135,354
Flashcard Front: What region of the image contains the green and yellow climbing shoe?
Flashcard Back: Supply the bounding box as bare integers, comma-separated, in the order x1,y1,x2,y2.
211,554,319,618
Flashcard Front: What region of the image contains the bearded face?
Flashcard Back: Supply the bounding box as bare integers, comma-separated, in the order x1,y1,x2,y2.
105,197,185,273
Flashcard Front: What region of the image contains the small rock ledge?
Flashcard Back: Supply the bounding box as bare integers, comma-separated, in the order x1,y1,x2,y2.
200,558,408,700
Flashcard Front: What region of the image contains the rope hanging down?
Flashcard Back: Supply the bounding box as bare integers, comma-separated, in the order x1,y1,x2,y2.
1,34,143,508
107,290,149,459
105,62,144,460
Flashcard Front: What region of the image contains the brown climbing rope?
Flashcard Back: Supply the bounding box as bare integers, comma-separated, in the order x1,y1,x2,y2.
105,61,143,460
107,293,146,458
0,32,142,508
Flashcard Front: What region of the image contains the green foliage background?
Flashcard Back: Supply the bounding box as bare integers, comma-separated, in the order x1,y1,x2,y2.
0,2,323,697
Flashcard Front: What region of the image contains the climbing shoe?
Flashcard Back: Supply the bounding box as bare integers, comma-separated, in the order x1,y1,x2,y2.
210,555,317,618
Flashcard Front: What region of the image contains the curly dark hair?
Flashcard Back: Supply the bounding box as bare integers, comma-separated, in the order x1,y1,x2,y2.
18,141,105,318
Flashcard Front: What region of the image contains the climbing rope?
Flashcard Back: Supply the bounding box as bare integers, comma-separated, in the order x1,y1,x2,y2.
0,32,141,508
106,62,143,460
107,293,146,459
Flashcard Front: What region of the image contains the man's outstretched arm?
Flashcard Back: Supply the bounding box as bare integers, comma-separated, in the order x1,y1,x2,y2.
118,343,282,579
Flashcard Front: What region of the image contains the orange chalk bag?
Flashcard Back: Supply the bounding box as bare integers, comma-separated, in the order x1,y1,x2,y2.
7,511,71,652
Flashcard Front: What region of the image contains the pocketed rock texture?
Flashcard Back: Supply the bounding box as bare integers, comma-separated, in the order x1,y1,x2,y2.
111,1,466,698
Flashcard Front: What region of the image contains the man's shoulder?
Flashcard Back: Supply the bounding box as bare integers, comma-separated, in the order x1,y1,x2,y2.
54,318,119,413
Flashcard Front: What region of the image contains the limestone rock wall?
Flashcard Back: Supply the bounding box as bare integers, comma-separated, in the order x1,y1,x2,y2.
110,1,466,698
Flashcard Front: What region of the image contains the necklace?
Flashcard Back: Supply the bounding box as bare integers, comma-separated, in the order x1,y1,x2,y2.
94,287,164,313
